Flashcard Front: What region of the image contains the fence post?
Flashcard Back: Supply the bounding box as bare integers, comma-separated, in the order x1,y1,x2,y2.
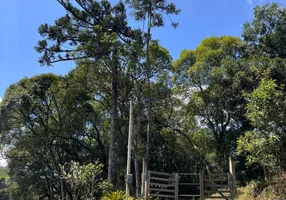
145,171,150,200
126,101,133,196
199,172,204,200
175,173,179,200
229,156,236,197
228,173,234,199
141,158,147,197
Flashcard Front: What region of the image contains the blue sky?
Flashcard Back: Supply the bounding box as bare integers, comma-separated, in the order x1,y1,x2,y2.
0,0,285,99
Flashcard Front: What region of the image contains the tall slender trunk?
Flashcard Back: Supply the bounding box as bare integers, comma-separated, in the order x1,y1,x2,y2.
145,1,152,171
108,62,118,185
134,158,140,197
217,133,227,171
94,125,108,175
134,93,142,197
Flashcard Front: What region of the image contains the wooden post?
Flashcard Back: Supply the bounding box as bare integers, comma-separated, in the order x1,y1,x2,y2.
141,158,147,197
145,171,151,200
199,172,204,200
228,173,234,199
175,173,179,200
229,156,236,196
126,101,133,196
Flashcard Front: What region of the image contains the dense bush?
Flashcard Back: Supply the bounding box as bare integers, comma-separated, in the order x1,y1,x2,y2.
236,172,286,200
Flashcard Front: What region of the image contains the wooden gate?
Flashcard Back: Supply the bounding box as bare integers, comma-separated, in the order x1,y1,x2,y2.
178,173,200,199
144,157,236,199
200,173,234,199
146,172,235,200
147,171,178,199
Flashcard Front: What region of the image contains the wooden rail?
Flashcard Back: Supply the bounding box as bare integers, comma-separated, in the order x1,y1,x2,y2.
202,173,233,200
147,171,177,199
146,171,235,200
179,173,200,199
144,157,236,199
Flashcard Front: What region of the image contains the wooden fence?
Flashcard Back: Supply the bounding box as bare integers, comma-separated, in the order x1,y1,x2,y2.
145,171,235,200
201,173,234,199
146,171,177,199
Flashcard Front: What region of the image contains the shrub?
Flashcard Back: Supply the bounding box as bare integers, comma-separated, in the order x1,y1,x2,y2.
236,172,286,200
101,191,133,200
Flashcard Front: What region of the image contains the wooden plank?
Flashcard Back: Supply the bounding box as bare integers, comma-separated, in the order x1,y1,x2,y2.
175,173,179,200
205,173,228,176
204,190,230,193
204,184,229,188
229,156,236,196
150,177,172,182
152,193,175,198
150,188,175,193
150,183,175,188
179,194,201,197
200,172,204,200
204,177,228,181
179,183,200,186
204,174,228,177
142,158,147,198
179,173,199,176
150,171,173,176
145,171,150,200
228,173,234,199
204,178,228,182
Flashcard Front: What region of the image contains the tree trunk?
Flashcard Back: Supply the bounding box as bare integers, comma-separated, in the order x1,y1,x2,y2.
134,102,142,197
134,158,141,197
145,2,152,171
216,134,227,171
133,85,143,198
94,125,108,175
108,64,118,185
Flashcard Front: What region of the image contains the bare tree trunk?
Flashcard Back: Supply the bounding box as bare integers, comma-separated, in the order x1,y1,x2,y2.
134,158,140,197
132,85,143,198
108,64,118,185
145,1,152,171
135,104,142,197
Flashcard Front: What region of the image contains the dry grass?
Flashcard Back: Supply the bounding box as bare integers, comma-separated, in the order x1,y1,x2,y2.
236,173,286,200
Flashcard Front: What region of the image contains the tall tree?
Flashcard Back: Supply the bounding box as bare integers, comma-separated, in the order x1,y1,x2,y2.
126,0,180,169
238,78,286,177
35,0,140,185
173,36,257,170
243,3,286,58
0,73,108,199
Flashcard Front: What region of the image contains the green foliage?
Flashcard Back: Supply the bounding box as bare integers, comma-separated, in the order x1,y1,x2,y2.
0,167,9,200
60,161,105,200
236,173,286,200
126,0,181,28
0,167,8,179
173,36,251,170
243,3,286,58
101,191,133,200
237,131,279,170
35,0,146,186
0,73,108,199
238,78,286,173
4,1,286,199
236,181,267,200
36,0,139,66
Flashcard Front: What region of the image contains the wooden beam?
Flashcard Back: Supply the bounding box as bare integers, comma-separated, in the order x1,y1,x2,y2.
200,172,204,200
229,156,236,198
126,101,133,196
175,173,179,200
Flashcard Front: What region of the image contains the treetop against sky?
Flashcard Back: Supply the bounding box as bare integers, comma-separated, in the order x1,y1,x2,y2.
0,0,284,99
